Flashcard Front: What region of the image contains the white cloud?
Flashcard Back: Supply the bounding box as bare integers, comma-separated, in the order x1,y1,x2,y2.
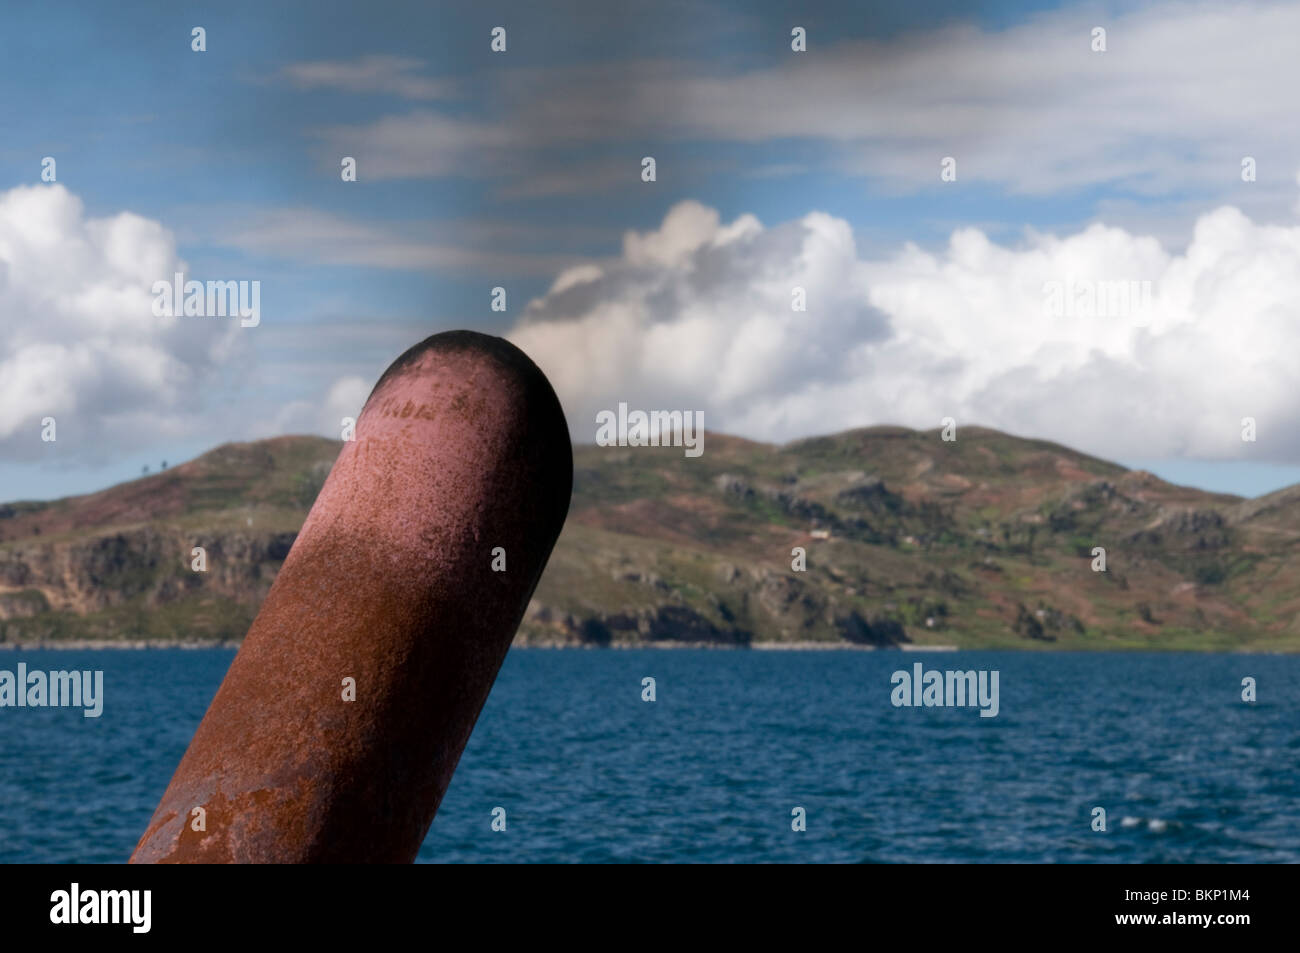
318,1,1300,205
261,375,369,440
508,197,1300,463
280,55,458,101
315,111,516,181
220,206,588,276
0,184,241,461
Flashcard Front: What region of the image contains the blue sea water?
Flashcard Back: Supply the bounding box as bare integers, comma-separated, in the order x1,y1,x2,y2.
0,649,1295,863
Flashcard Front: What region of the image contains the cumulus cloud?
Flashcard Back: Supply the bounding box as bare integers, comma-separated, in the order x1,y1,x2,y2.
260,375,370,440
508,198,1300,463
0,184,241,460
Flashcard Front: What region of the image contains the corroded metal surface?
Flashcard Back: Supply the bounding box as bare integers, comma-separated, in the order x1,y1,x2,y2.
130,331,572,863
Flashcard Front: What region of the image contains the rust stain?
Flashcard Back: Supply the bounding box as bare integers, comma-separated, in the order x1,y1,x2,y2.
129,331,572,863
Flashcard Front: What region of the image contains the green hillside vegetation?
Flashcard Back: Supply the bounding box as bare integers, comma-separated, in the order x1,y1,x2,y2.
1,427,1295,650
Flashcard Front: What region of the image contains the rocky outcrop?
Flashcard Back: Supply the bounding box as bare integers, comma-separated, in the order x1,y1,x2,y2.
520,601,751,646
0,527,297,619
836,610,909,646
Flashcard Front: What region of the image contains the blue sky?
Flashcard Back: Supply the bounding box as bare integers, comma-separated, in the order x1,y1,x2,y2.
3,0,1300,500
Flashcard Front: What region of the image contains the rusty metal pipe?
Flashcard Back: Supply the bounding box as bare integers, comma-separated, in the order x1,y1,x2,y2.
130,331,572,863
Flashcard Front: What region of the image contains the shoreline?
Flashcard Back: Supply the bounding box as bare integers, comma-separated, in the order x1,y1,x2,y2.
0,639,941,651
0,640,242,651
0,639,1287,653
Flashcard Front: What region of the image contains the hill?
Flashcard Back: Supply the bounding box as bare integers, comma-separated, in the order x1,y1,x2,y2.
1,427,1296,649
